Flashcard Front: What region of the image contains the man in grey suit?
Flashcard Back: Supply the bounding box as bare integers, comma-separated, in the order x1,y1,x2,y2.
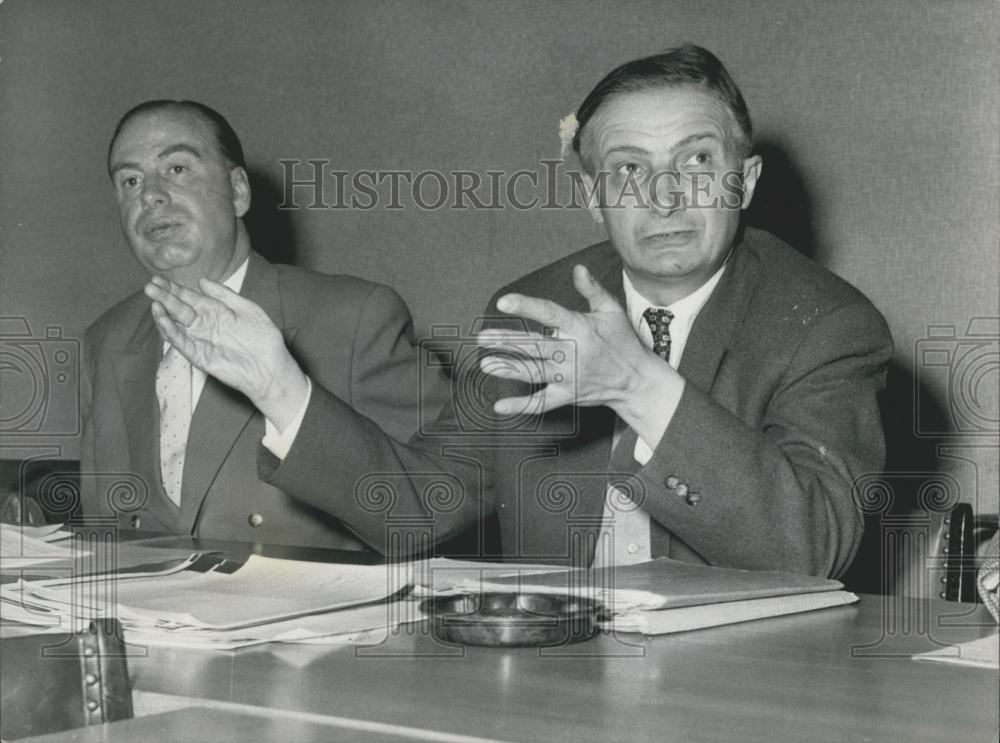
81,100,445,549
154,46,893,577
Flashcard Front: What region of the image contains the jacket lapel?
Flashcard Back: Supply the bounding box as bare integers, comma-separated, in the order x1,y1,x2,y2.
677,234,760,393
176,252,297,532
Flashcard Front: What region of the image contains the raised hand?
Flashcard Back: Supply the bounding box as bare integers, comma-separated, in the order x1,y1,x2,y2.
144,276,309,431
476,265,684,447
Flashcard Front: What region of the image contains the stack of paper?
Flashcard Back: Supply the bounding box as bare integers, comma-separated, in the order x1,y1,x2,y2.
4,549,860,647
420,557,858,634
2,555,417,649
1,522,86,569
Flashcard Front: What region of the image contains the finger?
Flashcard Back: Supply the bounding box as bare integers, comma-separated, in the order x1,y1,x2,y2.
495,293,573,331
573,264,620,314
198,278,255,313
477,334,573,368
150,302,199,361
480,356,554,385
151,275,227,320
145,281,198,327
476,329,549,353
494,385,573,417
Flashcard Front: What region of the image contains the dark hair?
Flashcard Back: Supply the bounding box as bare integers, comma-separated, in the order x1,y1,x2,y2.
572,45,752,170
107,99,246,175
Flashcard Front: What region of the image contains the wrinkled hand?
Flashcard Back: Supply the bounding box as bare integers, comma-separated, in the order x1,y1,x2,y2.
144,276,309,430
477,266,683,443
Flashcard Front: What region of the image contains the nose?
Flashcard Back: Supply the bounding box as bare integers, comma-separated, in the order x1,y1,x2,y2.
648,170,686,216
140,174,168,208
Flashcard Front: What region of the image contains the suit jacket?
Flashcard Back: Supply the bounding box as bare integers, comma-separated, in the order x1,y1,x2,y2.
266,228,893,576
80,251,444,549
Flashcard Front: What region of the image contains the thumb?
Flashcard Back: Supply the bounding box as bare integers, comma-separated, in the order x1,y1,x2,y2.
573,264,619,313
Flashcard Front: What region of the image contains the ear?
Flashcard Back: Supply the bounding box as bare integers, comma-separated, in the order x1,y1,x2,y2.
581,172,604,225
739,155,762,210
230,166,252,218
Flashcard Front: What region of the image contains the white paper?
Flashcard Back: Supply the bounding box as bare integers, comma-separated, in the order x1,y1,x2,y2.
913,633,999,670
605,591,860,634
21,555,408,630
0,522,90,567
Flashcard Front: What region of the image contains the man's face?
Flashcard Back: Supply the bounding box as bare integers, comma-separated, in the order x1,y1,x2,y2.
583,86,761,304
108,109,250,288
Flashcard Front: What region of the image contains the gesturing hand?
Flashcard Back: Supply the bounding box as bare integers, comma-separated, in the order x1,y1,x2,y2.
476,265,683,444
144,276,309,431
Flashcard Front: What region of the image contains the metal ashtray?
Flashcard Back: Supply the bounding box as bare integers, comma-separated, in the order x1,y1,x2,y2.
421,592,602,647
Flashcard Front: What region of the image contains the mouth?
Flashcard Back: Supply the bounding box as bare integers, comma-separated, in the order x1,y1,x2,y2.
142,217,184,241
640,230,696,247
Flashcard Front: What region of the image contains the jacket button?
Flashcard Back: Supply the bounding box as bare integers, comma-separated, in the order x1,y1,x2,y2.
248,512,264,527
130,515,141,529
685,492,701,506
665,476,680,489
675,483,689,497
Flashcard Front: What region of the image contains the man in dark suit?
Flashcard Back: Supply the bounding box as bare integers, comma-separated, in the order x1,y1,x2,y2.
155,47,892,577
81,100,444,549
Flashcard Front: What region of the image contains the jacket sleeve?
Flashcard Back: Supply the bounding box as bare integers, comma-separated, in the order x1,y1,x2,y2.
613,299,893,578
259,284,487,555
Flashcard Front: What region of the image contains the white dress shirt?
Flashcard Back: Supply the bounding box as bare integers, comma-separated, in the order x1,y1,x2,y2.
591,262,727,568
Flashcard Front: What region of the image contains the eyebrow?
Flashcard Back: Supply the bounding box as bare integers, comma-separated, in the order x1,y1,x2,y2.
158,144,203,160
603,133,721,161
670,133,720,151
109,143,203,177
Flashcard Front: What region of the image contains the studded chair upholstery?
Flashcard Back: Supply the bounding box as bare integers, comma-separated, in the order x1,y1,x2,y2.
0,618,133,740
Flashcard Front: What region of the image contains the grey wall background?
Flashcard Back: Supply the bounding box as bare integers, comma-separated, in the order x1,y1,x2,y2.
2,1,997,527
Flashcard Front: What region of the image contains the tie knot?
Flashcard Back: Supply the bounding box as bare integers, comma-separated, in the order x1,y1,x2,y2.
642,307,674,361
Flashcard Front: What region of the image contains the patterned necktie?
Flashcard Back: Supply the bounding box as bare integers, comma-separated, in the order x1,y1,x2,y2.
155,345,192,506
642,307,675,362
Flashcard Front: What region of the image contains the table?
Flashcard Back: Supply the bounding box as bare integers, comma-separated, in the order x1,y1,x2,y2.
7,538,999,742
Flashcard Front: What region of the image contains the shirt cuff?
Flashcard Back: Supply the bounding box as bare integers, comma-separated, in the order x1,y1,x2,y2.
262,377,312,460
633,436,654,466
632,405,677,466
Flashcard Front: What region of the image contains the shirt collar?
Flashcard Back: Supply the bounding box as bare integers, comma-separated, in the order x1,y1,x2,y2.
223,256,250,293
623,260,728,335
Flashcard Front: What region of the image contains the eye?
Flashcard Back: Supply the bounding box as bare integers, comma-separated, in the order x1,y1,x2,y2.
684,151,711,167
616,162,644,177
120,175,140,189
169,164,187,175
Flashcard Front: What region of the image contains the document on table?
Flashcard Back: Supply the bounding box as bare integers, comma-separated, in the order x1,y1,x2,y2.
0,522,89,568
450,557,845,613
1,554,205,630
913,633,1000,670
415,557,570,592
419,557,854,628
21,555,409,630
606,591,859,634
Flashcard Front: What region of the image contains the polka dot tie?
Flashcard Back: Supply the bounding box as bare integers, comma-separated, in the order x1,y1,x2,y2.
642,307,675,362
155,345,192,506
